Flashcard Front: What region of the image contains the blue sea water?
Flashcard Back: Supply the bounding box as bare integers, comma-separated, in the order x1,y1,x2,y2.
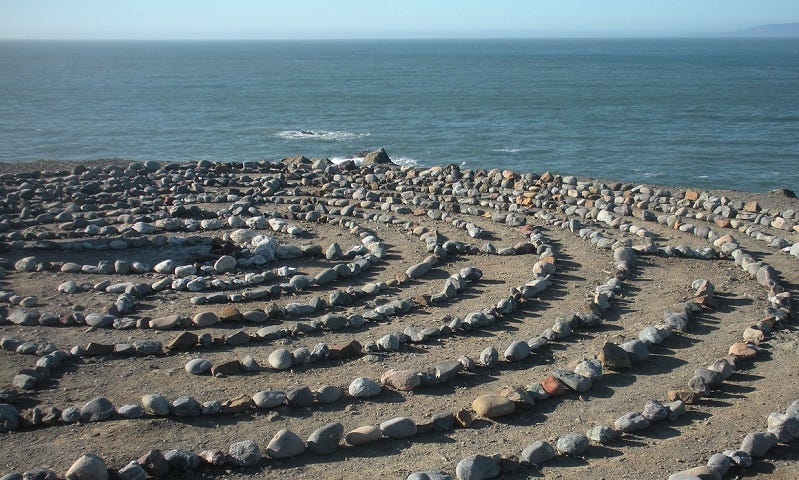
1,38,798,192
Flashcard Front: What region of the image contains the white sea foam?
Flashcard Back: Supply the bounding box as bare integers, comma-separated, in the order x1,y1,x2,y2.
493,147,522,153
275,130,370,141
329,155,419,167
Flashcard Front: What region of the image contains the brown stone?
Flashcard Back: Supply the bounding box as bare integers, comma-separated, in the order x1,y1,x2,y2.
211,360,241,377
714,217,731,228
540,375,566,396
598,341,632,370
329,340,362,359
539,171,553,183
742,327,765,345
165,331,199,351
198,449,226,466
499,385,536,408
412,295,431,306
138,450,169,477
743,200,761,213
472,394,515,418
728,342,757,360
380,369,422,392
344,425,382,446
667,388,702,405
221,394,253,414
684,189,699,201
454,408,473,428
218,305,242,322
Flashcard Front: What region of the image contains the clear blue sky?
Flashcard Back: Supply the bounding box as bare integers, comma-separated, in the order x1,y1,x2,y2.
1,0,797,39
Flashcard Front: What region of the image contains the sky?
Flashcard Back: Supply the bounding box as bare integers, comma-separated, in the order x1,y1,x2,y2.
1,0,798,40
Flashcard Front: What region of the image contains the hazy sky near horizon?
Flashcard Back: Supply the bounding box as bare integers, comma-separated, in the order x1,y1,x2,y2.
1,0,798,39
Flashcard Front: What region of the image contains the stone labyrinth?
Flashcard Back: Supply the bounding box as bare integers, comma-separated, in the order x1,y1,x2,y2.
1,149,798,480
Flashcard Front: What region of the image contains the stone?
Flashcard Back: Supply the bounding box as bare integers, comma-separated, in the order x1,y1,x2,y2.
479,347,499,366
574,359,603,380
137,450,169,477
587,425,618,444
472,394,515,418
61,406,81,423
614,412,651,432
668,466,723,480
642,400,669,422
503,341,530,362
707,453,731,476
556,433,589,456
407,472,452,480
20,468,56,480
9,309,40,326
767,412,799,442
165,332,198,351
65,453,108,480
185,358,212,375
520,441,556,465
740,432,777,457
13,374,37,390
227,440,261,467
198,449,226,466
621,339,650,363
286,386,314,407
303,384,338,405
430,412,455,431
266,428,306,459
345,425,382,445
667,388,703,405
722,449,752,468
171,396,202,417
192,311,219,327
552,368,592,393
742,327,765,345
728,342,757,360
164,449,199,472
455,454,500,480
540,375,566,397
599,342,631,370
211,361,240,377
0,403,20,431
349,377,381,398
116,461,146,480
380,369,422,391
80,397,115,423
380,416,418,438
214,255,237,273
307,422,344,455
252,391,286,409
117,404,144,418
141,394,171,416
268,349,293,370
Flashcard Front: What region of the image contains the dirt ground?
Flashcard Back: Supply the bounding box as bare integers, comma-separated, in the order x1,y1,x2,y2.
0,159,797,479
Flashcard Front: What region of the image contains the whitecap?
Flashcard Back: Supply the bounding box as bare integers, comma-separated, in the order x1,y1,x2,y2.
275,130,370,141
329,155,419,167
493,147,522,153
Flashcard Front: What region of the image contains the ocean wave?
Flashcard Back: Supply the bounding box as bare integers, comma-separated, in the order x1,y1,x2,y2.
493,147,522,153
275,130,370,141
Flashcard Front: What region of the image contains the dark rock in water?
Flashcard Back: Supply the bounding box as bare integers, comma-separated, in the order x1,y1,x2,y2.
361,148,394,166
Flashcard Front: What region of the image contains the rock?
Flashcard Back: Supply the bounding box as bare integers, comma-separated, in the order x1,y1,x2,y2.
266,429,306,459
315,385,342,404
472,394,515,418
137,450,169,477
80,397,115,423
116,461,146,480
348,377,381,398
574,359,603,380
227,440,261,467
192,311,219,327
380,416,418,438
556,433,589,456
361,147,393,166
767,412,799,442
252,391,286,409
211,360,240,377
707,453,731,476
552,368,592,393
520,441,556,465
198,449,226,466
407,472,452,480
380,369,422,391
345,425,382,445
377,333,401,351
9,309,41,326
171,396,202,417
0,403,20,431
614,412,651,432
642,400,669,422
621,339,650,363
740,432,777,457
286,385,314,407
728,342,757,360
479,347,499,366
722,449,752,468
667,400,687,421
117,404,144,418
13,374,37,390
61,406,81,423
540,375,566,397
599,342,631,370
503,341,530,362
214,255,237,273
455,454,500,480
307,422,344,455
668,466,723,480
668,388,703,405
268,349,293,370
185,358,212,375
164,449,199,472
20,468,56,480
65,453,108,480
587,425,618,444
141,394,171,416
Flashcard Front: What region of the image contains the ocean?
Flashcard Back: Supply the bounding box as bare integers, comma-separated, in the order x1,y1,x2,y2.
1,38,798,192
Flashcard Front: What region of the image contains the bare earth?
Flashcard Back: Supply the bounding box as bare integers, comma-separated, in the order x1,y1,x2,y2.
0,158,797,480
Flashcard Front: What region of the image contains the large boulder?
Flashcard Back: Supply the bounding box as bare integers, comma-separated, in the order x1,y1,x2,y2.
361,148,394,166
